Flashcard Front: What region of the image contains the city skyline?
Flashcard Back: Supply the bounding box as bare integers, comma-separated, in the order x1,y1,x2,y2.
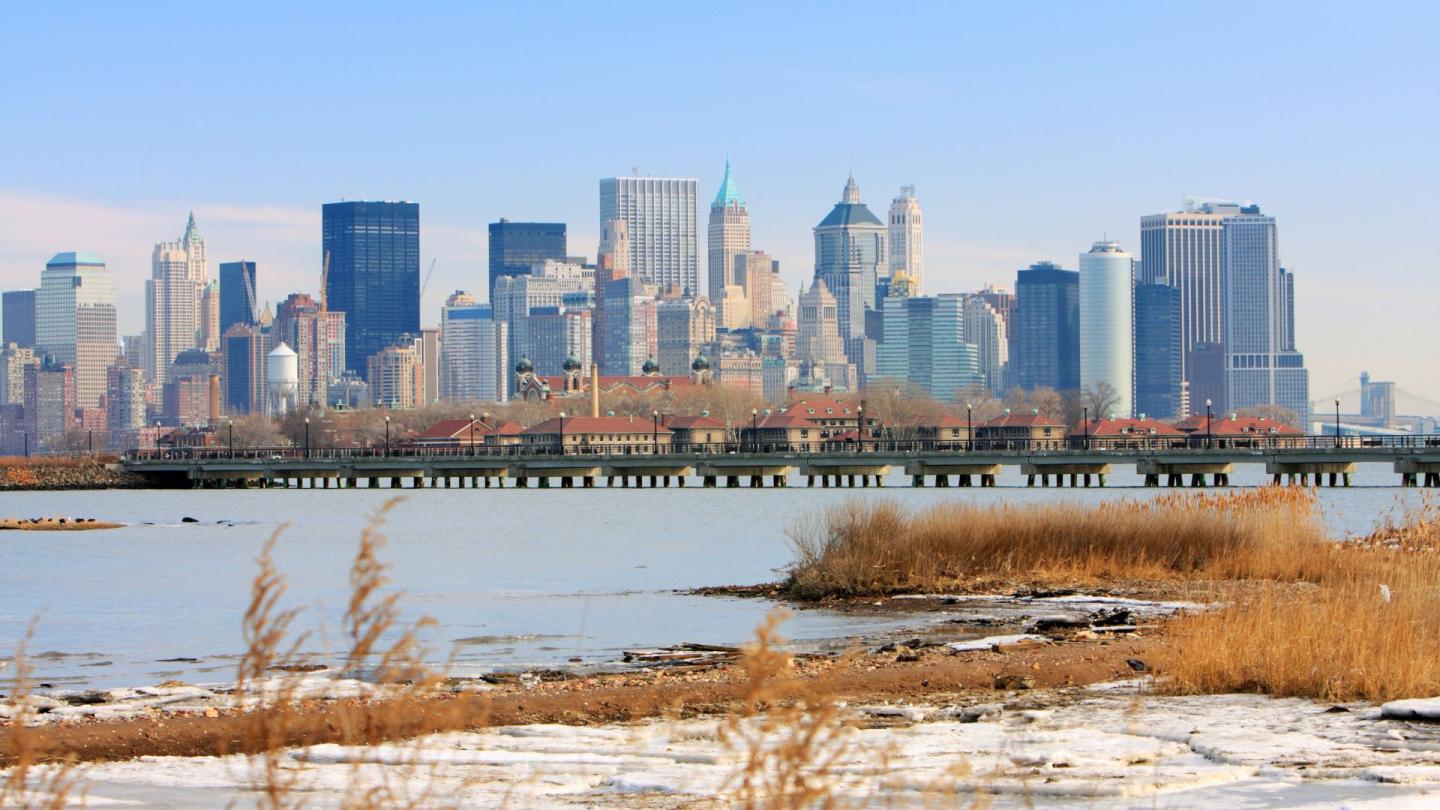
0,3,1436,401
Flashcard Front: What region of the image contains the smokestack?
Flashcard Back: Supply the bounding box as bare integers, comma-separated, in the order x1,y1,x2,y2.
590,363,600,418
208,374,221,422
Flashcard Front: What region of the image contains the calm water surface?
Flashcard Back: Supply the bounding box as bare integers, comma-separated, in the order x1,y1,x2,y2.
0,465,1426,689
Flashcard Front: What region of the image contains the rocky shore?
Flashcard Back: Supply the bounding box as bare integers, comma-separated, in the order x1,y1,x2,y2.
0,461,145,491
0,516,123,531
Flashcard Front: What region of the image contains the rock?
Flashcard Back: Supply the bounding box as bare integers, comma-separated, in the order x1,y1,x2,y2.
957,703,1003,723
993,674,1034,691
62,690,109,706
204,707,220,718
1324,705,1351,714
1126,658,1151,673
894,646,920,663
181,516,199,523
1090,608,1133,626
1026,615,1087,632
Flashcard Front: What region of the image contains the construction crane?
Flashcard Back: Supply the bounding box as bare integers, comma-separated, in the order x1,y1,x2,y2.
420,258,437,299
320,250,331,313
242,261,261,323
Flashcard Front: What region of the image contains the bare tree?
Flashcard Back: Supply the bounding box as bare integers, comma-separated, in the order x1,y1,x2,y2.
1079,382,1122,422
1235,404,1302,429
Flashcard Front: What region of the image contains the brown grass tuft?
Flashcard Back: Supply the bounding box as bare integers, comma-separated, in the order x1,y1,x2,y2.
1,621,83,809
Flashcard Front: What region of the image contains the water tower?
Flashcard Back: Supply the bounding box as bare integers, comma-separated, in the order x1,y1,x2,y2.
267,343,298,416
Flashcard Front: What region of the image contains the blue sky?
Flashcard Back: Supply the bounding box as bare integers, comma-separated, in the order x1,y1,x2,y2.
2,1,1436,405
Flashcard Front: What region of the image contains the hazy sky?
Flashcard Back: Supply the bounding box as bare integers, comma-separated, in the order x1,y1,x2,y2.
2,1,1436,406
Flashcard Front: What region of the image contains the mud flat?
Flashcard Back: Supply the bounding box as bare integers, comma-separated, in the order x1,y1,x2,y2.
0,516,122,531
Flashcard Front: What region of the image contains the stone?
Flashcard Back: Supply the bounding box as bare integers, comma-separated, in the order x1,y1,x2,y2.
1126,658,1151,673
993,674,1034,690
181,516,199,523
894,646,920,663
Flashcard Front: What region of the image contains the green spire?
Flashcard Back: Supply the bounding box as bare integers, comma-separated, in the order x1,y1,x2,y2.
182,211,200,243
712,157,743,207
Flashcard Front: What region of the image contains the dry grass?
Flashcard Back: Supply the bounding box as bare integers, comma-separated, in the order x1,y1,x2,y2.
1157,494,1440,702
785,488,1329,598
0,622,82,809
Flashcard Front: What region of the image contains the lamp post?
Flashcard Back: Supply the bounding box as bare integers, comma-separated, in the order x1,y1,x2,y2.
22,432,28,458
1082,406,1090,451
652,410,659,455
1334,399,1342,449
384,415,391,457
966,402,973,452
469,413,476,456
751,408,759,453
304,417,311,459
857,405,865,453
558,411,566,455
87,429,93,456
228,419,234,459
1205,399,1213,449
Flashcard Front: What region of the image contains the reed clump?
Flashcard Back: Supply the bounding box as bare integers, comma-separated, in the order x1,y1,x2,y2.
1158,495,1440,702
785,489,1329,599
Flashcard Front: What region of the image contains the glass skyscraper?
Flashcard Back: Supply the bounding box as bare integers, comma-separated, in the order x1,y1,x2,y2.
219,260,257,336
875,294,981,402
322,201,420,380
1222,210,1310,426
599,176,699,294
36,252,117,409
487,220,567,298
1009,261,1079,393
2,289,37,349
1134,283,1184,419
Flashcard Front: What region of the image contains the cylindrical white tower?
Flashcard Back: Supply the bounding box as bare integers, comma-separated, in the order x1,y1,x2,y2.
266,343,299,417
1079,241,1134,418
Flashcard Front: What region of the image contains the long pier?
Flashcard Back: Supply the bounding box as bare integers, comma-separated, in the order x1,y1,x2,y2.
121,437,1440,489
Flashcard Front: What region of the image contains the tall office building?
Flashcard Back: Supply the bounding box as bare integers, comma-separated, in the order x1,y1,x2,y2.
439,290,508,403
599,175,699,293
275,293,341,408
37,252,117,409
1134,283,1184,419
1222,210,1310,425
593,218,630,372
367,340,425,409
487,220,567,298
888,186,923,295
492,274,583,374
105,359,146,444
736,250,777,327
657,297,716,375
180,212,206,283
876,294,980,401
814,174,886,357
222,323,266,414
1009,261,1079,393
219,261,257,335
2,343,37,405
707,159,750,326
529,307,591,376
145,224,203,384
600,276,654,376
1078,241,1134,416
3,290,37,349
25,357,75,451
795,278,857,391
198,281,221,352
962,295,1008,396
323,201,420,380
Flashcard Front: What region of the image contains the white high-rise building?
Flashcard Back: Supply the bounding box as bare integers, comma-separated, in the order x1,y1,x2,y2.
1079,240,1134,417
707,159,750,328
439,290,508,403
600,174,699,294
1222,210,1309,425
962,295,1008,396
888,186,924,295
145,214,206,383
36,252,117,409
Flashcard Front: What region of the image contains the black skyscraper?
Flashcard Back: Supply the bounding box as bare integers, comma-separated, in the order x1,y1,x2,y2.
1134,283,1183,419
323,201,420,380
488,220,566,297
219,261,257,335
1009,262,1080,393
2,289,37,349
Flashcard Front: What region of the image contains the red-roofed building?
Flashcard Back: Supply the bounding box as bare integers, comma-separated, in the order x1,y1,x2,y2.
1071,417,1187,449
413,418,527,449
663,415,726,449
915,414,974,447
975,410,1066,448
740,412,822,452
521,415,672,454
784,395,879,440
1174,415,1305,447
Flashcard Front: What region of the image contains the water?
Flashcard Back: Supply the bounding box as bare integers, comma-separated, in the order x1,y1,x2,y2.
0,465,1426,690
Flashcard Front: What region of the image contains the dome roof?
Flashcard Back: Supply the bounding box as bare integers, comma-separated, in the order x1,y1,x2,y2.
515,355,534,374
562,355,582,371
642,358,660,374
691,353,710,371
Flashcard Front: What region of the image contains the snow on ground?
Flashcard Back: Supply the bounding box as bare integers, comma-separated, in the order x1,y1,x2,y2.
54,688,1440,809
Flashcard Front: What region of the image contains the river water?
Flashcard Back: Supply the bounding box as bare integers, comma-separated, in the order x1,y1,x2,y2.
0,465,1427,690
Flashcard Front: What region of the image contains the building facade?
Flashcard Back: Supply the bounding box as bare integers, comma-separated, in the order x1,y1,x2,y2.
222,323,266,415
599,175,699,293
887,186,923,295
1078,240,1134,416
218,260,257,336
3,289,36,349
962,295,1008,396
1009,261,1079,393
439,290,508,403
1221,210,1310,425
37,251,117,409
707,159,750,328
876,294,981,402
528,307,591,377
323,201,420,380
487,220,567,297
1133,283,1184,419
656,297,716,376
813,174,886,358
367,340,425,409
1,343,37,405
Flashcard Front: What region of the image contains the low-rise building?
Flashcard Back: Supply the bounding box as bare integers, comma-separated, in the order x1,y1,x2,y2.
1071,417,1186,449
1174,414,1305,448
975,410,1066,449
521,415,673,454
740,412,821,452
664,415,726,450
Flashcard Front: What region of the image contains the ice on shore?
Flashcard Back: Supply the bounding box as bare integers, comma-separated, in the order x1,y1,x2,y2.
1381,698,1440,721
65,691,1440,808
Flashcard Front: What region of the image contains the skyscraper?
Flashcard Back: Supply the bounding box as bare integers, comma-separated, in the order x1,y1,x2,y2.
2,290,37,349
876,294,980,402
962,295,1008,397
37,251,117,409
323,201,420,380
1,343,37,405
656,297,716,375
708,159,750,327
367,340,425,409
275,293,340,408
199,280,221,352
593,218,630,373
795,278,857,391
1009,262,1080,393
1078,241,1134,416
600,275,654,376
439,290,508,403
599,175,699,293
24,357,75,451
145,215,206,383
487,220,567,298
492,274,582,374
737,250,777,327
105,359,146,445
814,174,886,360
1134,283,1184,419
222,323,266,415
528,307,591,377
888,186,923,295
1222,210,1310,425
219,261,257,335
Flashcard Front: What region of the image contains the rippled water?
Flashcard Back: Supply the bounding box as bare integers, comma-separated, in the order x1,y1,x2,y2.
0,464,1427,689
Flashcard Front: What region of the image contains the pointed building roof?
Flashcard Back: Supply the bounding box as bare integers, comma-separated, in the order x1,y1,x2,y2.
816,173,883,229
712,158,743,208
182,211,201,243
842,173,861,203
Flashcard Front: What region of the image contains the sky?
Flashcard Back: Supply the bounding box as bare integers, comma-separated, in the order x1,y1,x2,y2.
1,1,1437,406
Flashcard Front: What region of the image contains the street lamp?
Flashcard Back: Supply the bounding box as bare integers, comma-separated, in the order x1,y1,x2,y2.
228,419,234,459
751,408,759,453
1082,406,1090,451
966,402,973,452
469,413,476,456
558,411,566,455
304,417,311,459
1205,399,1214,449
1334,399,1342,449
652,410,659,455
87,429,93,456
384,415,391,457
857,405,865,453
